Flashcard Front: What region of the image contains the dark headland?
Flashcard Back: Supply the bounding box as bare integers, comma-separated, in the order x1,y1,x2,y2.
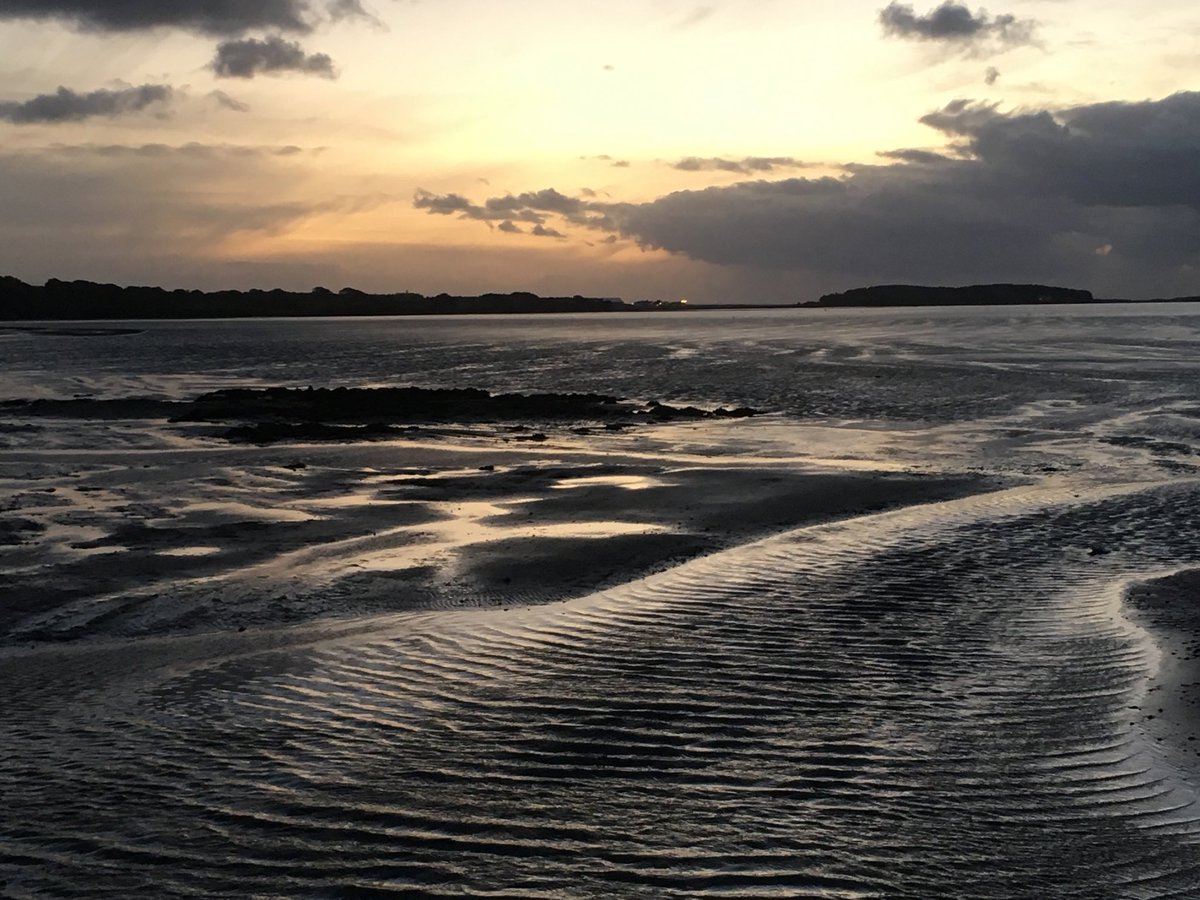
807,283,1200,307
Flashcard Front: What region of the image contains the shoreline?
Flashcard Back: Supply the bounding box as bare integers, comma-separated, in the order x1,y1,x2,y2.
3,296,1200,324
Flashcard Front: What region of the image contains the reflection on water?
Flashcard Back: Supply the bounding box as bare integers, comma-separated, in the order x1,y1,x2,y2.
354,499,670,572
551,474,667,490
155,545,222,557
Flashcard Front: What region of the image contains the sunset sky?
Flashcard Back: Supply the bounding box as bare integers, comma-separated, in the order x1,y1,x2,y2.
1,0,1198,302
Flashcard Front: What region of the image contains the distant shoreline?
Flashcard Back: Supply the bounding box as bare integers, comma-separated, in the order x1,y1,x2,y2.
2,275,1199,320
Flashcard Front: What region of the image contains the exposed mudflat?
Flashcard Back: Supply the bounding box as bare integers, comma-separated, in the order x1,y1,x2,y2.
0,421,985,642
5,307,1200,897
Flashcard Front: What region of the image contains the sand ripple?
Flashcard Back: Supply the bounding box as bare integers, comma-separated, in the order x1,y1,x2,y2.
4,480,1200,896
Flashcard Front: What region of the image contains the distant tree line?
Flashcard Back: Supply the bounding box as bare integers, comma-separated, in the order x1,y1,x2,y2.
0,276,655,320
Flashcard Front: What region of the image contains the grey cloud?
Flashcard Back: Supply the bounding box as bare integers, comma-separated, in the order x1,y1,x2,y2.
985,66,1000,85
0,0,360,35
672,156,810,175
876,148,955,164
572,213,617,231
603,92,1200,292
414,191,481,216
45,142,309,160
879,2,1035,51
417,92,1200,296
0,84,171,124
482,195,523,213
509,188,583,215
416,187,592,235
918,92,1200,208
328,0,369,22
415,187,583,222
211,36,336,79
209,90,249,112
413,189,545,224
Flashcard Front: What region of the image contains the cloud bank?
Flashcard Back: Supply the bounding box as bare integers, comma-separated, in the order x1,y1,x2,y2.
0,84,172,124
211,37,336,79
0,0,358,35
416,92,1200,296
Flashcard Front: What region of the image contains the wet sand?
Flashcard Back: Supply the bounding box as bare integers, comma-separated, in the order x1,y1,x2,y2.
7,306,1200,894
1125,569,1200,769
0,421,992,644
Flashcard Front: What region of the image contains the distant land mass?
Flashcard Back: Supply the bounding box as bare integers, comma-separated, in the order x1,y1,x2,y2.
3,277,1200,320
808,283,1200,308
0,276,690,321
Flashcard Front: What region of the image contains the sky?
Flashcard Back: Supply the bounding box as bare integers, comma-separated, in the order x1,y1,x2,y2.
0,0,1198,302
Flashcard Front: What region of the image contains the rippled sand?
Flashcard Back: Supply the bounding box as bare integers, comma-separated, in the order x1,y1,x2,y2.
5,308,1200,896
6,474,1200,896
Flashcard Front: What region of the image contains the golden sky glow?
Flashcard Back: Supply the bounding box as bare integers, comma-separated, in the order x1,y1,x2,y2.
1,1,1198,300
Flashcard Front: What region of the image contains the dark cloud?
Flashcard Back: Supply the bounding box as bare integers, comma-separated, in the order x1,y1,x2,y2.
414,191,480,216
672,156,810,175
879,2,1035,52
608,92,1200,291
985,65,1000,85
211,36,336,79
531,224,564,239
503,188,582,215
918,93,1200,208
417,92,1200,296
209,90,249,112
876,148,955,164
497,220,522,234
0,84,171,124
0,0,357,35
414,187,591,229
328,0,369,23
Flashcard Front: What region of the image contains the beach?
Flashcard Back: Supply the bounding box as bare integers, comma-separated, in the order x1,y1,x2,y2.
4,306,1200,896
